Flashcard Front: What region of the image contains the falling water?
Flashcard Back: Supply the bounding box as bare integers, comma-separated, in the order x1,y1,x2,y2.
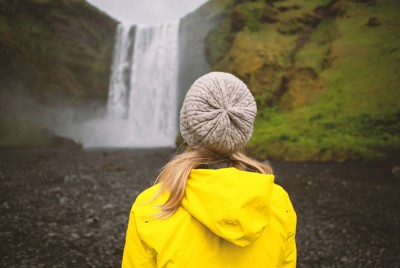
106,21,180,147
107,24,136,119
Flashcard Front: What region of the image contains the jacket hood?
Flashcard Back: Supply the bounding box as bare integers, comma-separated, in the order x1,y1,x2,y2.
181,168,274,247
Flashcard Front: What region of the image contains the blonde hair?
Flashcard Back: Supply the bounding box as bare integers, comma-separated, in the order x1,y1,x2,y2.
153,147,273,218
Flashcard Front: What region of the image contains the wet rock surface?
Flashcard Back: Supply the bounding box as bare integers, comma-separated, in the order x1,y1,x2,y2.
0,148,399,267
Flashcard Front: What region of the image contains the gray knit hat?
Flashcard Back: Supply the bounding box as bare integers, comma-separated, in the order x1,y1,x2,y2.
180,72,257,153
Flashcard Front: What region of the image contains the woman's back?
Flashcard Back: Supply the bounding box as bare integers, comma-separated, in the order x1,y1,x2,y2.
122,168,296,267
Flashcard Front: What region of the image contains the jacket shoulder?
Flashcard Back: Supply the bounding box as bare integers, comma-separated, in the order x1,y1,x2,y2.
136,184,159,202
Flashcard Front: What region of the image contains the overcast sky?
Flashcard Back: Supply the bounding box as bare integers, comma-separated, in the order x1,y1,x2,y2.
86,0,209,24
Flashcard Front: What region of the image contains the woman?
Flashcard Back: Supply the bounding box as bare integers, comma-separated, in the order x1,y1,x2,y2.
122,72,297,267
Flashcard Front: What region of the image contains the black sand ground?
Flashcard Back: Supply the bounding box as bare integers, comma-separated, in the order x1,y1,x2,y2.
0,147,399,268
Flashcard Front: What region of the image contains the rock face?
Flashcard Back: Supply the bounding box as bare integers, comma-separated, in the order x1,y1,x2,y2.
196,0,400,161
178,1,224,105
0,0,117,147
0,0,117,103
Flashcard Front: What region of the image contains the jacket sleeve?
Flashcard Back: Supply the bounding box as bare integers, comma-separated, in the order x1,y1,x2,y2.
122,209,156,268
281,193,297,268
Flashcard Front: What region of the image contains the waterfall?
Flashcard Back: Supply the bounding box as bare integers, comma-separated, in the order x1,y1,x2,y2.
106,21,180,147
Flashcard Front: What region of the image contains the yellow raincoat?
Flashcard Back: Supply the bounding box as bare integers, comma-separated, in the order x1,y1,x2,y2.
122,167,297,267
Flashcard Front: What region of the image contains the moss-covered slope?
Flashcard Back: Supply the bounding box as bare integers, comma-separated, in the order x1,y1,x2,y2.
202,0,400,161
0,0,117,102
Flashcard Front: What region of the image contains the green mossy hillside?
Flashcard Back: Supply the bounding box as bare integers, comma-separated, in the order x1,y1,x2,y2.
203,0,400,161
0,0,117,103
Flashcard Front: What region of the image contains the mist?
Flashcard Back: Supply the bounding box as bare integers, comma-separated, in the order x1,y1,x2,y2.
0,88,109,147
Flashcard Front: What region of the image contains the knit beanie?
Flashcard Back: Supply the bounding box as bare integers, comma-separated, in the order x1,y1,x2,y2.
180,72,257,154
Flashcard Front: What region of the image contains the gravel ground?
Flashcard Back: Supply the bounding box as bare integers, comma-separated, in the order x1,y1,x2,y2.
0,147,399,268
